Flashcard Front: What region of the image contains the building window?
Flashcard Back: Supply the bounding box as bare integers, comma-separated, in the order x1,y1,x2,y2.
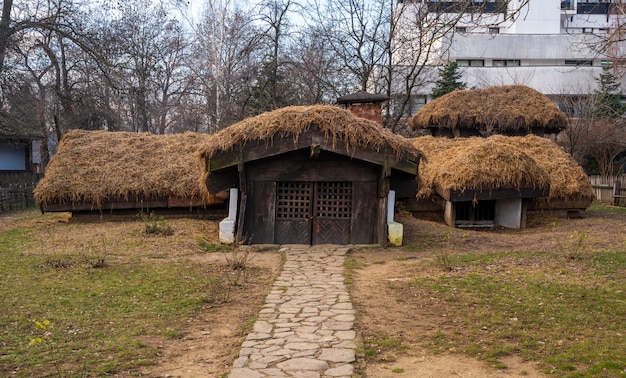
601,60,613,67
456,26,467,33
402,96,427,117
561,0,573,9
493,59,521,67
582,27,593,33
488,27,500,34
457,59,485,67
565,59,593,66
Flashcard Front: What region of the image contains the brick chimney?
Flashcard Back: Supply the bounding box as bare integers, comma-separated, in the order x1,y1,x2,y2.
336,91,389,124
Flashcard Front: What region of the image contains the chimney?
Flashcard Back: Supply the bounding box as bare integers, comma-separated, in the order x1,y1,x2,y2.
336,91,389,124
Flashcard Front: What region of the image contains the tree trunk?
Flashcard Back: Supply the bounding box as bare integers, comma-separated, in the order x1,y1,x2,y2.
0,0,14,78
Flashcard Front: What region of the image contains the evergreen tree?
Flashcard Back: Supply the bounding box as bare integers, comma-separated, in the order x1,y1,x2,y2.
431,61,467,99
593,65,625,119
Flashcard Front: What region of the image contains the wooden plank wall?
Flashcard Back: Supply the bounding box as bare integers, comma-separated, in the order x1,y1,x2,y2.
0,173,42,214
589,175,626,206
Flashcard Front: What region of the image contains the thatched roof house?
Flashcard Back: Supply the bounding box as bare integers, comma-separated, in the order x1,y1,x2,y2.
489,134,594,209
410,85,567,137
198,105,422,245
34,130,222,214
411,134,593,227
1,113,43,173
413,136,550,201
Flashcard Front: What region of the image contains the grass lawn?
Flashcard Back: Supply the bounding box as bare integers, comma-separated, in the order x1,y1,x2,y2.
0,211,237,377
350,204,626,378
410,249,626,376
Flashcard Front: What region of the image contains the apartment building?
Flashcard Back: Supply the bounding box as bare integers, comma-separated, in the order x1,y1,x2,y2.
395,0,624,116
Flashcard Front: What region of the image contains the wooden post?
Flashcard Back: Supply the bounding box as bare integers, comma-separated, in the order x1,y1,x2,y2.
614,179,621,206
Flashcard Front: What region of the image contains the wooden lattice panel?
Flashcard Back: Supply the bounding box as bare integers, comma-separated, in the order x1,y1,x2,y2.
315,182,352,219
276,182,312,219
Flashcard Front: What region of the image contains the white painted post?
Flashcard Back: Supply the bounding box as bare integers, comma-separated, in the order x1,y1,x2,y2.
228,187,238,220
386,190,403,246
219,188,239,243
387,190,396,222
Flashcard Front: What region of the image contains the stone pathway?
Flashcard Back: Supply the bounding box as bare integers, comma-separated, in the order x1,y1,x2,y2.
229,245,356,378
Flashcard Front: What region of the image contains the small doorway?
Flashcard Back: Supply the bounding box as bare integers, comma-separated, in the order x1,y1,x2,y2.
274,181,353,244
455,200,496,227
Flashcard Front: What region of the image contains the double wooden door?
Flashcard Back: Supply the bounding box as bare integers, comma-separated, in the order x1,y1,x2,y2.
274,181,352,245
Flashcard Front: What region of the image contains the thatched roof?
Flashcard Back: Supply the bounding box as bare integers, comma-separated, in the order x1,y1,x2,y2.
410,85,567,134
198,105,421,160
34,130,216,209
412,134,593,201
0,113,42,140
412,136,550,200
490,135,594,201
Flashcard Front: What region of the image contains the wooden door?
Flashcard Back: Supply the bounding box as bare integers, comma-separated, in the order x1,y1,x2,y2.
312,182,352,245
274,181,353,245
275,182,313,244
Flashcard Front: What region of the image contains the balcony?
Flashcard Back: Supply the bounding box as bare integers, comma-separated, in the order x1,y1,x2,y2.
426,1,507,14
577,2,612,15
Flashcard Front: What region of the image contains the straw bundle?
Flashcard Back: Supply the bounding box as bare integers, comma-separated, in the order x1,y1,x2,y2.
34,130,215,208
490,134,594,200
198,105,420,160
410,85,567,134
412,136,551,199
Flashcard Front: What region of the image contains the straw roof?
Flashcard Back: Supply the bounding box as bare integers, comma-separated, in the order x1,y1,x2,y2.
410,85,567,134
412,136,550,199
0,113,42,140
490,134,594,201
34,130,215,209
198,105,420,160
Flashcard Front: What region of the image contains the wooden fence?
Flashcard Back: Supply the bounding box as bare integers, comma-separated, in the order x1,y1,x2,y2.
0,173,42,214
589,175,626,206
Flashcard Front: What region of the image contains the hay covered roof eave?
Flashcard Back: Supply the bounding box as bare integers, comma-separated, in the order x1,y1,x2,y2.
410,85,568,133
412,134,593,203
198,105,422,174
34,130,218,209
412,136,551,201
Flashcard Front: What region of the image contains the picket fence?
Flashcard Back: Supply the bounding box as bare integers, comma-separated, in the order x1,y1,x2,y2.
589,175,626,207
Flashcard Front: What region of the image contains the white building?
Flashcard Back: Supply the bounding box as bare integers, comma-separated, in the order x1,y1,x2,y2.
394,0,625,117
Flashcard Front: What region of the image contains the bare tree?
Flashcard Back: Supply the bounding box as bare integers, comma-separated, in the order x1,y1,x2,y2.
586,118,626,176
194,0,262,132
287,25,348,104
310,0,530,131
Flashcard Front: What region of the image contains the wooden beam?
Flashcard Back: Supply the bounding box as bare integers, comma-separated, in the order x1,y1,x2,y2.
377,197,388,247
236,193,247,244
378,165,391,198
238,162,247,195
207,130,420,176
528,197,593,210
310,143,321,159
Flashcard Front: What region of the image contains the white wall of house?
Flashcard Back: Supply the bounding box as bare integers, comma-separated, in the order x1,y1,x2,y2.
0,143,26,170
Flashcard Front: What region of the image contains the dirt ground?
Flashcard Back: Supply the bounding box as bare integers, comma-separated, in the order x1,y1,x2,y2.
143,250,284,378
2,207,625,377
141,207,625,378
348,208,626,377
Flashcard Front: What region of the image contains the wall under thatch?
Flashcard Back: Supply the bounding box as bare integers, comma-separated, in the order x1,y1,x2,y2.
412,136,550,200
34,130,218,210
410,85,567,134
198,105,421,160
412,134,593,203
